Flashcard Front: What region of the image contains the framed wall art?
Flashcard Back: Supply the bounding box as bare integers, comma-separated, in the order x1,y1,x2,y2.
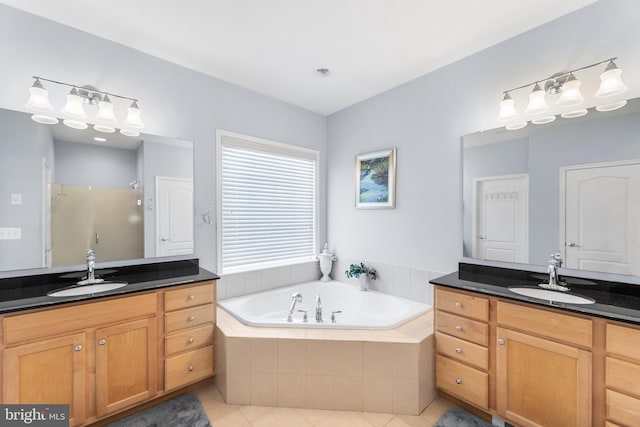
355,148,396,209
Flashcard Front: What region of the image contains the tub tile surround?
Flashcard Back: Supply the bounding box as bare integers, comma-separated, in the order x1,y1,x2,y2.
215,309,435,415
217,258,444,306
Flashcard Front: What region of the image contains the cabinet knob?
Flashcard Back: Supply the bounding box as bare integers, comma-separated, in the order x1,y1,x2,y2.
455,325,463,332
99,339,107,346
498,338,505,345
188,316,195,321
187,338,194,344
455,302,462,308
74,345,83,352
188,365,195,372
455,348,462,354
188,295,195,300
455,378,462,385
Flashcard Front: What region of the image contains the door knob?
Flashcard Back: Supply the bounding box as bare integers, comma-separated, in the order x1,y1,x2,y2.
567,242,580,247
161,237,169,242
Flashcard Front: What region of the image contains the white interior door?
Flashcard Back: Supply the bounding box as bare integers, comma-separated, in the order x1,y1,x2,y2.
562,161,640,275
156,177,194,256
473,174,528,263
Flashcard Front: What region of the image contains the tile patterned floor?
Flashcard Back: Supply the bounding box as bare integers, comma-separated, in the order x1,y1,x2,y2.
195,384,456,427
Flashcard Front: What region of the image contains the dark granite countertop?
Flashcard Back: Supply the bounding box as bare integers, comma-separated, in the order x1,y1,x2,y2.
0,259,219,314
430,263,640,324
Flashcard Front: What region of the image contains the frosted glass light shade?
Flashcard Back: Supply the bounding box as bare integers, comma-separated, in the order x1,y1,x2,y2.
120,128,140,137
61,88,87,120
561,109,588,119
497,93,518,122
557,76,584,107
94,96,118,124
63,119,88,130
31,114,59,125
505,121,527,130
525,84,548,115
124,101,144,129
595,63,628,98
596,100,627,112
26,86,54,112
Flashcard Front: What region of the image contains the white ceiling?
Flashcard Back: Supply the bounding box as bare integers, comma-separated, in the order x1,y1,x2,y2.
1,0,597,115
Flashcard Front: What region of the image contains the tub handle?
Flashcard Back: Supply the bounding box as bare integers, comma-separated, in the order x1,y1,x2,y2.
297,309,308,322
331,310,342,323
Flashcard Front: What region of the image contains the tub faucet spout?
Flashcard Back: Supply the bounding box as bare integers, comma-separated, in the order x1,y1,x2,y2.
287,293,303,322
315,295,323,322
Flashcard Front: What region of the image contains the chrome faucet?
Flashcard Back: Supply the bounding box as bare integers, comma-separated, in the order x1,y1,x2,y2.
86,249,96,282
315,295,323,322
77,249,104,285
287,293,303,322
540,253,568,291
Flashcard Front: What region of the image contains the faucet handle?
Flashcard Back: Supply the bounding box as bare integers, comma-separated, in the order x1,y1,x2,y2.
549,252,562,266
331,310,342,323
297,309,308,322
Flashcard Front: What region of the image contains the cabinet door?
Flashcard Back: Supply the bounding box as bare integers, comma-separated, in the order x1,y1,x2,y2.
3,333,86,426
96,317,157,416
496,327,592,427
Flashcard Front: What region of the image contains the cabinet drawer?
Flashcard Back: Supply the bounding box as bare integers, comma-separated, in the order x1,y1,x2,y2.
165,345,214,391
436,331,488,370
4,293,157,345
606,357,640,398
436,355,488,410
436,288,489,321
497,301,592,347
165,304,214,333
606,389,640,426
437,311,488,346
607,323,640,361
165,282,215,312
165,324,215,356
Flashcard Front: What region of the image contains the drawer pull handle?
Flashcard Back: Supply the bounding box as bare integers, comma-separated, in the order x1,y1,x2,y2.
188,365,195,372
188,295,195,300
187,338,195,344
74,345,83,352
455,325,463,332
498,338,505,345
455,302,462,308
99,339,107,346
188,316,195,321
455,378,462,385
455,348,462,354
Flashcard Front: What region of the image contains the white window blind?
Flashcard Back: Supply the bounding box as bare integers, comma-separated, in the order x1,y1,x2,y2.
218,133,318,274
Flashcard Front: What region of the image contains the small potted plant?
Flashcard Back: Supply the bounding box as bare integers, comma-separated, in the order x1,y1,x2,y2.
345,262,377,291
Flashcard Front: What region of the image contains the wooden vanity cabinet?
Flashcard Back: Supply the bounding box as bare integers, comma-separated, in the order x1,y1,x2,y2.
435,288,490,410
434,286,598,427
496,301,592,427
605,322,640,425
1,280,217,426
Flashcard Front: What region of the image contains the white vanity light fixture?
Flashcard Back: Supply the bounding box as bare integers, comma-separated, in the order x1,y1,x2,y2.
497,57,629,130
25,76,144,136
25,78,59,124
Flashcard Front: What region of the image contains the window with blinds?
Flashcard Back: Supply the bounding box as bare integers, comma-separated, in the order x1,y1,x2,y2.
217,132,318,274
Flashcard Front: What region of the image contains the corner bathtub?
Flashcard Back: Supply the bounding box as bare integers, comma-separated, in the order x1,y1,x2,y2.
217,280,431,329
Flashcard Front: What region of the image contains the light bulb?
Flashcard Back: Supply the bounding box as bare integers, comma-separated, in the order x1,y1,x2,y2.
497,92,518,122
525,83,548,115
556,74,583,107
124,101,144,129
61,88,87,120
595,60,628,98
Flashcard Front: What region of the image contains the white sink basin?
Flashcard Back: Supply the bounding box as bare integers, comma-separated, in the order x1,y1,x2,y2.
48,281,128,297
508,287,595,305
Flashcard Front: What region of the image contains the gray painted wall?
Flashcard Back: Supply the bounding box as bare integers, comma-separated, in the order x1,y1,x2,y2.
327,0,640,274
53,140,138,188
0,109,53,270
0,3,327,274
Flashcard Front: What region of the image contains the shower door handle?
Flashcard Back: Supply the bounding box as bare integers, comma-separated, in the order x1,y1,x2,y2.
95,233,99,244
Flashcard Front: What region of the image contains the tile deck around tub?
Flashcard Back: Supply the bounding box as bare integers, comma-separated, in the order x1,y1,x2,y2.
215,309,435,415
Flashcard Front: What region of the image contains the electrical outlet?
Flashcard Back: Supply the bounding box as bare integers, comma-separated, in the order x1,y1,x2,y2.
0,227,21,239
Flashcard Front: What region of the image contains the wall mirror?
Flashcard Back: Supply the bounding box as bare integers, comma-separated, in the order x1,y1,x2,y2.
462,97,640,278
0,107,194,273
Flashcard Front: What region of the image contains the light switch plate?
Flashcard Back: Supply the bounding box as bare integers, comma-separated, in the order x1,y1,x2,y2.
0,227,21,239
